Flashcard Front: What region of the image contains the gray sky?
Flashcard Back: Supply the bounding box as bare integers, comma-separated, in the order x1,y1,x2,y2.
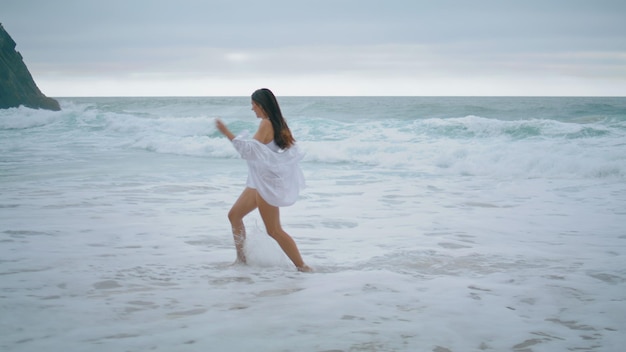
2,0,626,96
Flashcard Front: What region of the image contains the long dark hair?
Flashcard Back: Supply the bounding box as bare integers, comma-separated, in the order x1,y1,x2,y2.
251,88,295,149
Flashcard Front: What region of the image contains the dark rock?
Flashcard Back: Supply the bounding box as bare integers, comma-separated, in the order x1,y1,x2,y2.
0,23,60,111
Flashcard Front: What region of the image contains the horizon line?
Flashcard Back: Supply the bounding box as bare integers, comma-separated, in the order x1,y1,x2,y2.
51,95,626,98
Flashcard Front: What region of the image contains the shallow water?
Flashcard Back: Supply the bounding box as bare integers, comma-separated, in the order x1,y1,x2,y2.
1,97,625,351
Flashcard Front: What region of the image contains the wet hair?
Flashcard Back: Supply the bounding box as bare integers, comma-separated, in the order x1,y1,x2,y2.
251,88,295,149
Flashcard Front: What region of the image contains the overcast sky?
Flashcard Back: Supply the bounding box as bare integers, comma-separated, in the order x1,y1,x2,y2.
2,0,626,96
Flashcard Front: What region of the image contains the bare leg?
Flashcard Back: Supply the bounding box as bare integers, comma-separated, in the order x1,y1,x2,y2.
227,188,258,264
255,192,312,272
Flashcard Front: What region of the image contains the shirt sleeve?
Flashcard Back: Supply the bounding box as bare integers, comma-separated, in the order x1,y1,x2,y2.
231,134,305,165
231,135,271,161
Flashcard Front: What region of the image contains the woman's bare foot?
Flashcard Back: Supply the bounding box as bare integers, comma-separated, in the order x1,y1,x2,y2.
229,258,247,267
297,264,314,273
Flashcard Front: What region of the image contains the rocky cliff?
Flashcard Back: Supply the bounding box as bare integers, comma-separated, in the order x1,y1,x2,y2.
0,23,60,111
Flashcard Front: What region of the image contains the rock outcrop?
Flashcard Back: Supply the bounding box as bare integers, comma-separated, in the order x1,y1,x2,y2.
0,23,60,111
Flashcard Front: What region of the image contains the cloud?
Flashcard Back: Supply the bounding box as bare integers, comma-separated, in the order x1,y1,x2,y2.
33,44,624,96
3,0,626,96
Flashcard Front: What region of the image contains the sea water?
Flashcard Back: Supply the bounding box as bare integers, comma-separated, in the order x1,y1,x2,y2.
1,96,625,351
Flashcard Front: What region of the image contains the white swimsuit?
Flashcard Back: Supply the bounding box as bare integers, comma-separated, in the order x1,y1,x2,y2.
231,134,305,207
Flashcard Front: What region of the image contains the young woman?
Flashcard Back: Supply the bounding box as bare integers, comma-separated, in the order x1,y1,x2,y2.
215,88,312,272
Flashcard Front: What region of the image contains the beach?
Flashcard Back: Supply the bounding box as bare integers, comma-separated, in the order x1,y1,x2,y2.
1,96,625,351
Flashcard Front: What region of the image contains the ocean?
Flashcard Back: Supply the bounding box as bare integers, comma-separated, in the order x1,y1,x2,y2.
1,96,625,351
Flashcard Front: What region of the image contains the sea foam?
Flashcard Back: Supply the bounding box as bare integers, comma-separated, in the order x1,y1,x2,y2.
1,97,625,351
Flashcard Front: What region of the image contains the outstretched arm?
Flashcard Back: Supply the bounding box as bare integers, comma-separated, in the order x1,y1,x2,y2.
215,118,235,140
216,118,266,160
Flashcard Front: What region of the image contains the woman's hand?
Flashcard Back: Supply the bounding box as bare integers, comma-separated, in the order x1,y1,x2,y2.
215,118,235,141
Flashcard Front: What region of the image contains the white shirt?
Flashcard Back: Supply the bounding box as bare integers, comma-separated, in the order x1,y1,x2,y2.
232,134,305,207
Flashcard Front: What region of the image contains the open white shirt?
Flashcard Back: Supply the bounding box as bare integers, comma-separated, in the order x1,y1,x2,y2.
232,133,305,207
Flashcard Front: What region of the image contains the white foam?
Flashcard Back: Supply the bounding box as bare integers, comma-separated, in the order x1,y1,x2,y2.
0,105,63,129
1,98,625,351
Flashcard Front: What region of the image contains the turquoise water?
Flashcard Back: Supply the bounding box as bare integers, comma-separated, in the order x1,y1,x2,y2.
3,96,624,177
1,97,625,351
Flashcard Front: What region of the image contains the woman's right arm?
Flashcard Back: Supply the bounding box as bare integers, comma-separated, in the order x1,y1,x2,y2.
215,118,236,140
216,118,267,160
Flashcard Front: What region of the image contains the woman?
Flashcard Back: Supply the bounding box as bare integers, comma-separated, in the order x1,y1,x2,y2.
215,88,312,272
